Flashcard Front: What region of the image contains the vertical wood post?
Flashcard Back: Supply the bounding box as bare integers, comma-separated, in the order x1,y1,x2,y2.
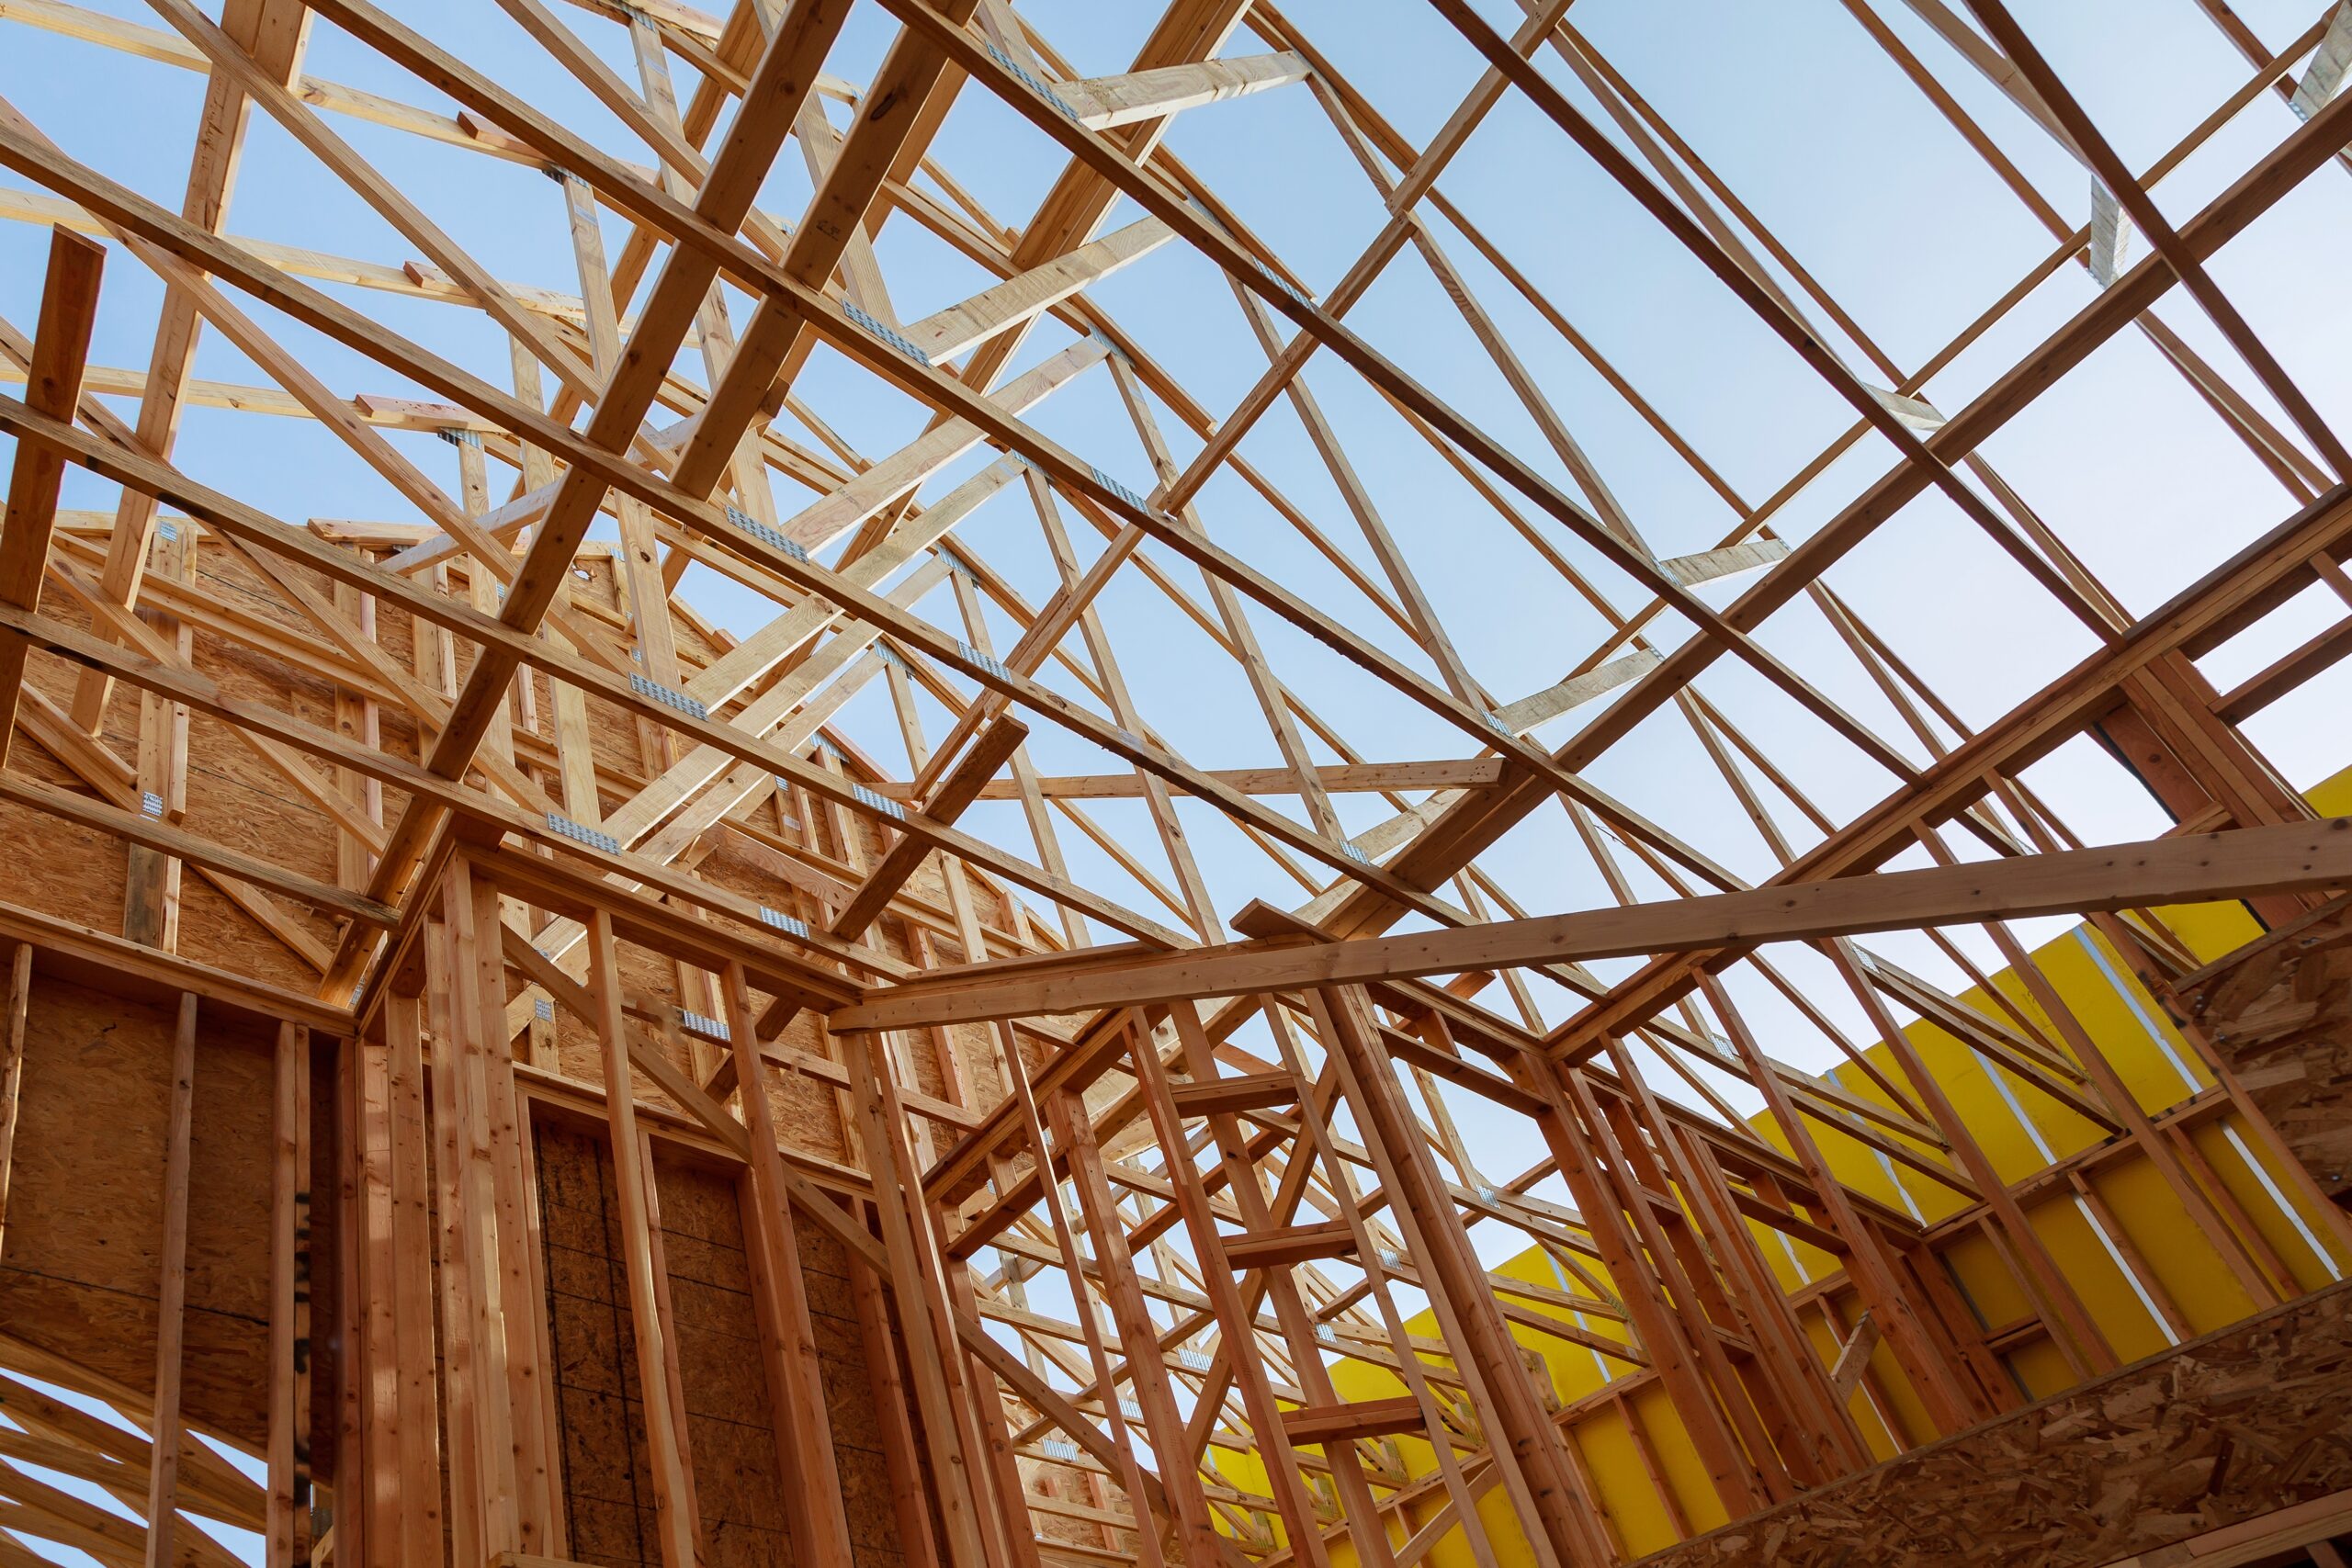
430,874,522,1560
0,942,29,1254
848,1218,945,1568
354,1029,400,1568
383,986,444,1568
142,992,198,1568
455,861,558,1549
268,1021,313,1568
334,1032,371,1568
718,960,855,1568
839,1026,998,1568
583,908,703,1568
421,920,487,1568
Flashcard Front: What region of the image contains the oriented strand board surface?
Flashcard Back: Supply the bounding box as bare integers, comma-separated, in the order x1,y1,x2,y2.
1632,1280,2352,1568
535,1121,902,1568
797,1224,913,1568
12,543,358,992
0,970,277,1448
2188,901,2352,1207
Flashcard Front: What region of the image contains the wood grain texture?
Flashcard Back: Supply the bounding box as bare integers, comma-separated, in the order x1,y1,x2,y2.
534,1123,899,1568
1633,1281,2352,1568
2187,899,2352,1209
0,973,275,1447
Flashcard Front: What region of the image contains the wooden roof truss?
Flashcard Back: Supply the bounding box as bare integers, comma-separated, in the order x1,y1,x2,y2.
6,1,2352,1565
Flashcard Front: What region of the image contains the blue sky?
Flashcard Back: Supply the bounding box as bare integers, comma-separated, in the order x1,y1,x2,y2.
6,2,2352,1543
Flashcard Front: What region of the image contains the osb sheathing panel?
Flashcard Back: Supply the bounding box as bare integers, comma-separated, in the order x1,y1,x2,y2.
532,989,853,1175
8,540,745,998
1016,1439,1146,1559
2188,903,2352,1207
15,540,363,991
1634,1280,2352,1568
536,1121,903,1568
17,531,1035,1137
0,971,277,1448
797,1224,911,1568
526,899,952,1173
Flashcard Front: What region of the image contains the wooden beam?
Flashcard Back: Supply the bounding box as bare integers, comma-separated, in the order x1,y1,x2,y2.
1658,538,1790,588
668,0,983,500
835,818,2352,1028
307,0,854,992
141,992,198,1568
1055,51,1312,131
904,215,1172,363
1281,1396,1426,1448
0,943,27,1256
718,961,856,1568
0,771,397,928
60,0,311,737
0,225,102,767
831,716,1029,942
840,1026,997,1568
880,757,1510,802
266,1022,311,1568
1488,650,1660,735
582,910,702,1568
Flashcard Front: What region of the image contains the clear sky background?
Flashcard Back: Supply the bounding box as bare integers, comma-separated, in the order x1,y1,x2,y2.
6,2,2352,1549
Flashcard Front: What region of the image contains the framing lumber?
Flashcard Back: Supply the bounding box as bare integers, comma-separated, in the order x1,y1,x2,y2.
1,4,2350,1566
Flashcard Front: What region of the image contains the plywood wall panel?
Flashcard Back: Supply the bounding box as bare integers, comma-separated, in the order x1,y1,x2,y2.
0,972,277,1448
2189,902,2352,1210
536,1118,899,1568
1635,1280,2352,1568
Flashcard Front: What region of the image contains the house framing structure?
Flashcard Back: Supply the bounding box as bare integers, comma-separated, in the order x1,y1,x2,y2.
3,2,2352,1566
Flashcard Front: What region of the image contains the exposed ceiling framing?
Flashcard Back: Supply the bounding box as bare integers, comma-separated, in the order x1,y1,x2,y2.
4,1,2352,1566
